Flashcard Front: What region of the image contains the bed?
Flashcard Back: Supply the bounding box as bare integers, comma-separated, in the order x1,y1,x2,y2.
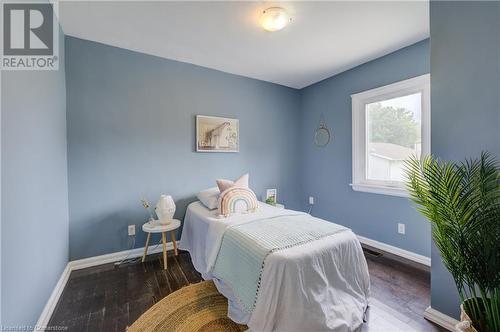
179,201,370,332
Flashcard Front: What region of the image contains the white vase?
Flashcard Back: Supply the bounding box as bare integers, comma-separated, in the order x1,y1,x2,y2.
156,195,176,225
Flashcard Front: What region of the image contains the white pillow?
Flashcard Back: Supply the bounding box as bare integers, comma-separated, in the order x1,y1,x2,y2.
216,173,249,192
197,187,220,210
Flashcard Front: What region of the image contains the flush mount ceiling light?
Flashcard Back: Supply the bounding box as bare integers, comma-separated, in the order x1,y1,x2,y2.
260,7,291,32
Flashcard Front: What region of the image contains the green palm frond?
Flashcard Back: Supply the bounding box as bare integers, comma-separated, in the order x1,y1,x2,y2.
404,152,500,332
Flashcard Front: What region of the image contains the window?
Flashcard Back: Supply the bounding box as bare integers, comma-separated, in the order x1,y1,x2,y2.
351,74,430,197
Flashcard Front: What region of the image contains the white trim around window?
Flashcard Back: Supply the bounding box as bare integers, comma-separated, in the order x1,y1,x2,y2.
351,74,431,197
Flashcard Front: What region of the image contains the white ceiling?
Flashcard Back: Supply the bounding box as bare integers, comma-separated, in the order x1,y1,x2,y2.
59,1,429,89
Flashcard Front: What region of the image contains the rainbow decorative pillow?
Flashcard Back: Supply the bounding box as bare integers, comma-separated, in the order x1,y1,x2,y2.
218,186,258,217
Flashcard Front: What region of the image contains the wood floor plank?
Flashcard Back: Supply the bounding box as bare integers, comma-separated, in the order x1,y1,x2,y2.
176,251,203,284
87,309,105,332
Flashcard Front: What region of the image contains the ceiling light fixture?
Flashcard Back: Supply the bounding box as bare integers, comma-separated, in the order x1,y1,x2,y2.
260,7,291,32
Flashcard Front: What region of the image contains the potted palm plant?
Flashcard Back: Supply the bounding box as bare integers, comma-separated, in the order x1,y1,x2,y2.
405,152,499,332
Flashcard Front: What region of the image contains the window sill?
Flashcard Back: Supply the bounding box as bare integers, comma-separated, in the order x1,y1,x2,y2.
351,183,409,198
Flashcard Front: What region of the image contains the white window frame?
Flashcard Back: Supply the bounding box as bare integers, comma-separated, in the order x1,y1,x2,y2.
351,74,431,197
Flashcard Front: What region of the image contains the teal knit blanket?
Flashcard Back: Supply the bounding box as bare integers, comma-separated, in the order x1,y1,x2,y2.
212,214,348,313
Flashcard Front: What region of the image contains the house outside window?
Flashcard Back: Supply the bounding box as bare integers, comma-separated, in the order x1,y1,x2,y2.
351,74,430,197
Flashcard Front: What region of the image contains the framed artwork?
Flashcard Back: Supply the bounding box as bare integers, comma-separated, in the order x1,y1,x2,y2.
266,189,277,205
196,115,239,152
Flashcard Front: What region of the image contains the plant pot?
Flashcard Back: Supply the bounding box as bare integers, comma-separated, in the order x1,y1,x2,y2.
455,303,479,332
456,296,493,332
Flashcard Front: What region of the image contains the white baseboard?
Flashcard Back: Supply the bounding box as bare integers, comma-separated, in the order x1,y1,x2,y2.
357,235,431,266
35,241,174,331
70,241,174,270
424,306,459,331
34,264,72,331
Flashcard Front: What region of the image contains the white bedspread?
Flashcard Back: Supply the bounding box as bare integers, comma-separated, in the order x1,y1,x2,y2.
180,201,370,332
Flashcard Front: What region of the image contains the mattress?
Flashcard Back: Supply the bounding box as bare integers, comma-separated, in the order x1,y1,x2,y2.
179,201,370,332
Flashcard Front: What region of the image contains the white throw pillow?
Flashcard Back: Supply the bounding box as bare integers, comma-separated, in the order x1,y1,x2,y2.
216,173,249,192
197,187,220,210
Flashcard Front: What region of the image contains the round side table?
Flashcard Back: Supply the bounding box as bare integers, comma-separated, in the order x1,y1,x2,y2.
142,219,181,270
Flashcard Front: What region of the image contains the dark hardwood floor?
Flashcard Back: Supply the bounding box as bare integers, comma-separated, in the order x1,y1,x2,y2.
362,247,445,332
48,248,446,332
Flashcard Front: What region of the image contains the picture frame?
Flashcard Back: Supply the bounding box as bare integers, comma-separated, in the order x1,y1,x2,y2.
266,189,277,205
196,115,239,153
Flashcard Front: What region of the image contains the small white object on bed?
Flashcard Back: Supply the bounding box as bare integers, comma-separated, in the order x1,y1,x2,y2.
180,201,370,332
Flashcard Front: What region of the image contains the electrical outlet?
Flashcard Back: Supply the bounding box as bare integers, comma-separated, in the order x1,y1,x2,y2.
128,225,136,236
398,223,405,235
309,196,315,205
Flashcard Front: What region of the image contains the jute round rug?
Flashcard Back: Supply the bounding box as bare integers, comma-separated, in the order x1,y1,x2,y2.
128,280,247,332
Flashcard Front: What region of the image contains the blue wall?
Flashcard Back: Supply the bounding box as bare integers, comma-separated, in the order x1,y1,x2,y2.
1,29,68,326
65,37,302,260
429,1,500,318
299,40,431,257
